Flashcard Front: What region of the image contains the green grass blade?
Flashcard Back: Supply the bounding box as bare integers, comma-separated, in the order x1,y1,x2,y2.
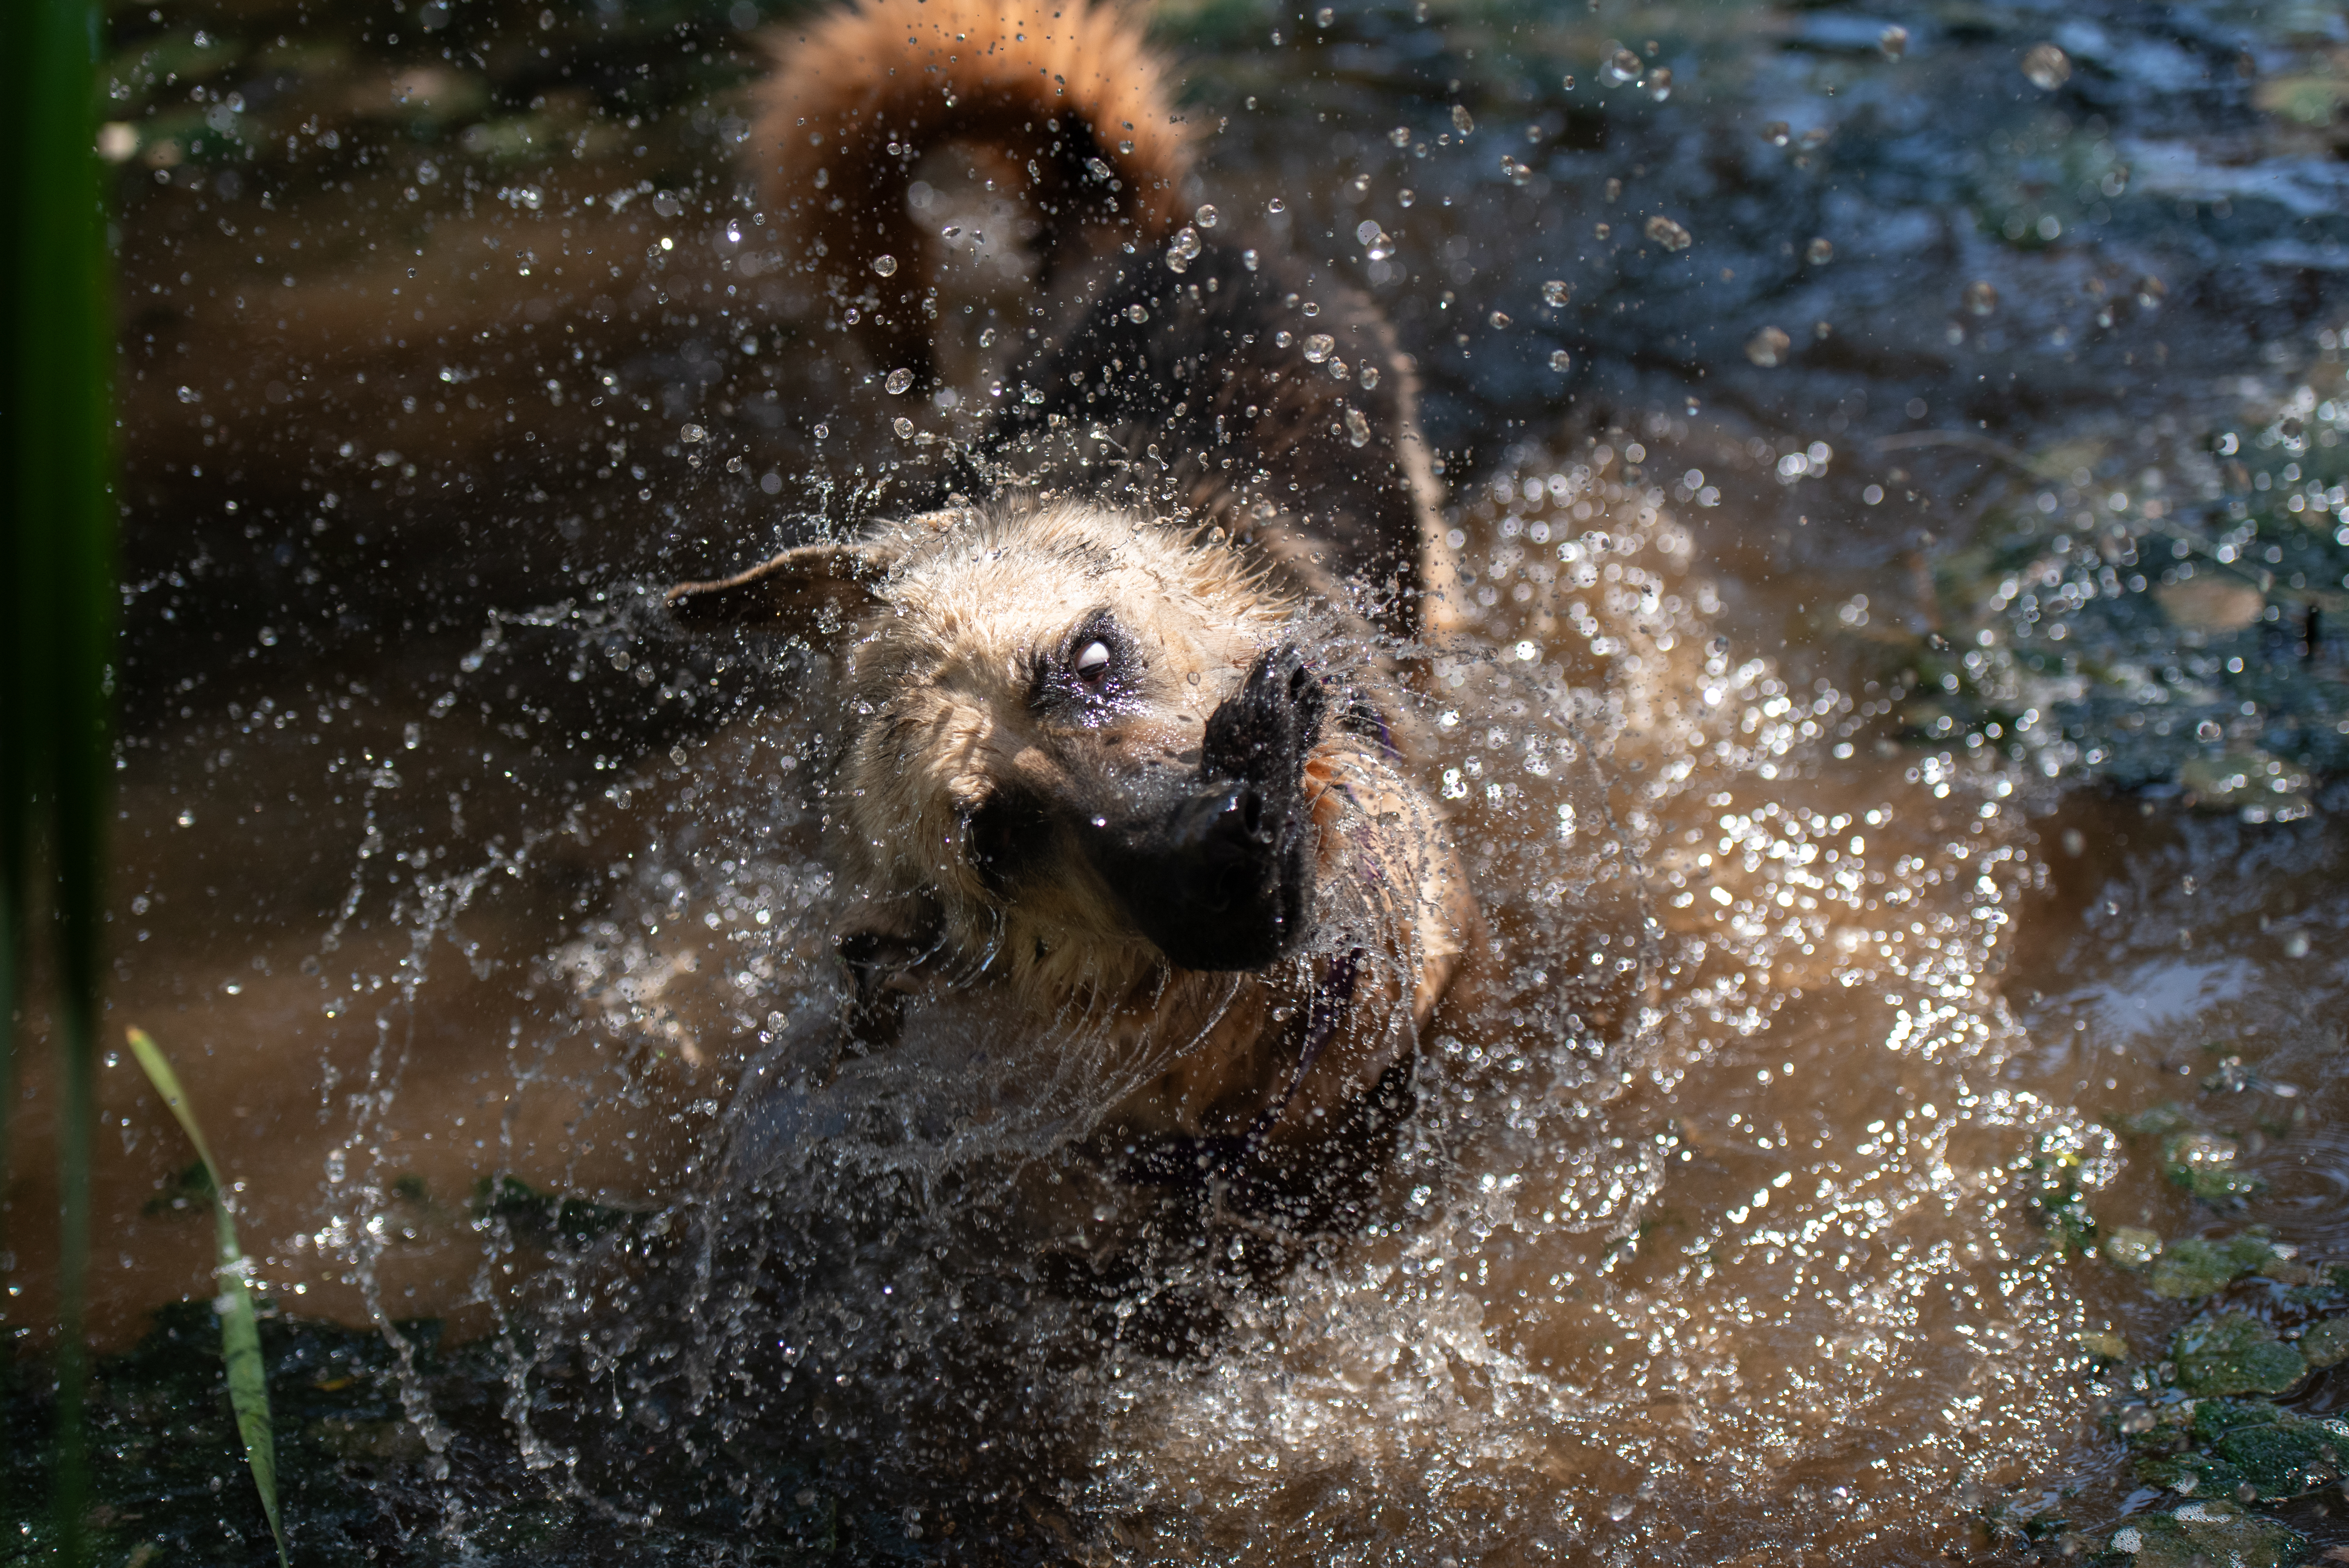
126,1029,292,1566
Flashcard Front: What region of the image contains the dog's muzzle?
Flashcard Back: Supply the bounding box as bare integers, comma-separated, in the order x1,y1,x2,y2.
1083,646,1325,971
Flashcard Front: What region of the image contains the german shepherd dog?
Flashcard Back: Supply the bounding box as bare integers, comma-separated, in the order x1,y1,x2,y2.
670,0,1482,1226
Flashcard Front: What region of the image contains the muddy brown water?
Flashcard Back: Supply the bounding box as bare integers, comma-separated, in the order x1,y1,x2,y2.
8,0,2349,1561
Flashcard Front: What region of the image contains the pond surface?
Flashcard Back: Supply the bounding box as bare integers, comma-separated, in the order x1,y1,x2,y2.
9,0,2349,1562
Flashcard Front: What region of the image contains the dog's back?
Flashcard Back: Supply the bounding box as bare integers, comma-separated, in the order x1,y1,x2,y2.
748,0,1456,640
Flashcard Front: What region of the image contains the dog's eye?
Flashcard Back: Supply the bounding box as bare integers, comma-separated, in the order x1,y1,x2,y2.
1036,617,1128,716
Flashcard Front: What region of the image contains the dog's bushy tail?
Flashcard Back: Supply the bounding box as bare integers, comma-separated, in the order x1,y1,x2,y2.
748,0,1192,378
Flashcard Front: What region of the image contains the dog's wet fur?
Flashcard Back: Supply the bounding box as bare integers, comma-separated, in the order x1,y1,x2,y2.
670,0,1483,1201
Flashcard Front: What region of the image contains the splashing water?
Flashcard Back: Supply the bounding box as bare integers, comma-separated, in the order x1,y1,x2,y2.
1050,460,2092,1561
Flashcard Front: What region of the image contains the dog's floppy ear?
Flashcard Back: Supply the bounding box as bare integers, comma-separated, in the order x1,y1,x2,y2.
666,542,889,640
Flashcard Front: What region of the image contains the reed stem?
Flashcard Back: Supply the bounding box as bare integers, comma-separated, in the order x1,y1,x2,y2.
3,0,121,1555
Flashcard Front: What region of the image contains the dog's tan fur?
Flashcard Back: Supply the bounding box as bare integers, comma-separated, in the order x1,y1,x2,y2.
677,500,1476,1143
749,0,1192,381
684,1,1482,1157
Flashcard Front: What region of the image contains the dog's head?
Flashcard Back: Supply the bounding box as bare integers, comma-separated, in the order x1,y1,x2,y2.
670,502,1334,988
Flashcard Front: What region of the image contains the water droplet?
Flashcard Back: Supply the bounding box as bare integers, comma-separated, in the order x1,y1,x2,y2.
1303,333,1335,362
1344,407,1371,447
1487,310,1510,329
1643,216,1692,251
871,253,898,277
1606,1497,1636,1522
1745,326,1791,367
1359,365,1379,388
2021,42,2071,90
893,415,914,437
1542,280,1571,308
1195,204,1219,228
1548,349,1574,373
1602,49,1641,87
1126,303,1151,323
1761,120,1790,146
1501,155,1533,185
1166,225,1201,273
1397,189,1415,208
1647,66,1673,102
680,422,707,443
884,368,914,394
1389,127,1411,148
1266,196,1286,214
2136,274,2167,309
1806,237,1834,264
1356,218,1383,246
1315,5,1333,24
1878,24,1908,59
1118,139,1134,154
1963,281,1999,316
1451,105,1474,135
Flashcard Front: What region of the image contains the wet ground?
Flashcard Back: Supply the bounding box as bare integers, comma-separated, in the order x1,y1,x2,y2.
8,0,2349,1562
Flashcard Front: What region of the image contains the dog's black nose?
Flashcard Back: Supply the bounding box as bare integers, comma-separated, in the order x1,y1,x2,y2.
1085,646,1324,971
1201,644,1324,798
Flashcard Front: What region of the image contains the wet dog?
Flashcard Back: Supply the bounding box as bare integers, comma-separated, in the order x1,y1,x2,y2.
670,0,1481,1214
